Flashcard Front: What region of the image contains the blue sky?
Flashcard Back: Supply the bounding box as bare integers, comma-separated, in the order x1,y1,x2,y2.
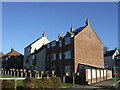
2,2,118,54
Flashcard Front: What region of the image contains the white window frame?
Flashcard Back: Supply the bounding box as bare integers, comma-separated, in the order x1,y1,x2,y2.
51,41,56,47
59,53,62,60
65,37,71,45
65,51,71,59
51,53,56,60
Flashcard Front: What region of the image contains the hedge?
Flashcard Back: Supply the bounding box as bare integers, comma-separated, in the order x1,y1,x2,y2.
2,80,15,89
41,77,62,88
24,77,39,89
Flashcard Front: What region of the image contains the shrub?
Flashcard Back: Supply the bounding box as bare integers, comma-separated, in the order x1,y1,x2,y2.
2,80,15,89
51,77,62,88
24,77,39,89
41,77,54,88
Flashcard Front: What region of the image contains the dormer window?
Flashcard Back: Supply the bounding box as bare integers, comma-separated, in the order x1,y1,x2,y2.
65,37,71,45
51,41,56,47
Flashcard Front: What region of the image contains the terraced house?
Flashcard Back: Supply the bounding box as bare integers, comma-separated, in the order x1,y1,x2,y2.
46,19,104,76
23,33,50,71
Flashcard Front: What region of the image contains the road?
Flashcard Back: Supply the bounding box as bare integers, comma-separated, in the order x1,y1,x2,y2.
66,78,118,90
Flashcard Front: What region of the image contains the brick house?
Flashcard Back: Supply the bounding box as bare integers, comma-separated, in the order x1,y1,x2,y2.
23,33,50,71
2,48,24,69
46,19,104,76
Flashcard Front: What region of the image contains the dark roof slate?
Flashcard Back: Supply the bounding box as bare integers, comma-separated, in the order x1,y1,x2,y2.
104,50,116,57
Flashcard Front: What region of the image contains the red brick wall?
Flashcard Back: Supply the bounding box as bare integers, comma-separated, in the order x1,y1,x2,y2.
74,25,104,73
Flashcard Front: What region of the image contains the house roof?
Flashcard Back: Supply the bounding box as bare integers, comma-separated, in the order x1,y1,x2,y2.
2,48,23,57
0,52,5,57
104,50,116,57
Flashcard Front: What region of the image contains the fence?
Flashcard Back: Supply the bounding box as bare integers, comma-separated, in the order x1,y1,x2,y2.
0,68,113,85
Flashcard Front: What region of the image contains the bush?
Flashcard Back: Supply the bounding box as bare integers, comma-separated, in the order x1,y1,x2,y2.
51,77,62,88
41,77,54,88
2,80,15,89
41,77,62,89
24,77,39,89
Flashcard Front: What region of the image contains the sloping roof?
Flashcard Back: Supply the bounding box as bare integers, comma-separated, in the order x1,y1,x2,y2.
0,52,5,57
104,50,116,57
2,49,23,57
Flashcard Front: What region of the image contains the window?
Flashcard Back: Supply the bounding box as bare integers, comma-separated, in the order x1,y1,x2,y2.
51,53,56,60
51,41,56,47
65,37,71,45
6,57,8,61
59,40,62,47
51,66,56,71
47,55,49,61
65,51,71,59
47,44,50,48
32,55,35,60
59,53,62,60
65,66,71,74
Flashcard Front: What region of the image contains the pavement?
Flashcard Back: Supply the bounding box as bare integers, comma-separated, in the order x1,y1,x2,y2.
66,78,118,90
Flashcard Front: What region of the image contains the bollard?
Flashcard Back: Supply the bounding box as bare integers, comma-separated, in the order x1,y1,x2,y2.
21,72,23,77
63,76,65,83
7,71,9,75
5,70,6,75
41,74,42,78
35,73,37,78
17,72,19,77
10,71,12,76
14,71,16,76
73,76,75,84
25,72,27,77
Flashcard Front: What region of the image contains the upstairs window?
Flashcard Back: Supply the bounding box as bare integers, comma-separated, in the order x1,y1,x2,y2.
51,53,56,60
32,55,35,60
59,40,62,47
51,41,56,47
65,37,71,45
6,57,8,61
47,44,50,49
59,53,62,60
65,51,71,59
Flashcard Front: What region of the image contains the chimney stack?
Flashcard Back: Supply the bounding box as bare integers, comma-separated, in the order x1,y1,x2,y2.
11,48,14,52
58,34,61,39
86,18,90,26
70,26,74,32
42,32,46,37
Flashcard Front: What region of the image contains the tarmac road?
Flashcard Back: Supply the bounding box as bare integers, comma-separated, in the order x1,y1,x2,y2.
65,78,118,90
